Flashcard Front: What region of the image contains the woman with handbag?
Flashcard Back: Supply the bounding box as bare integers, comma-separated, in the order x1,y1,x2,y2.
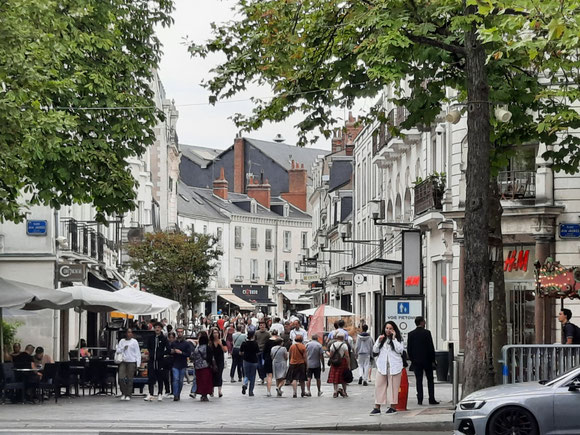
327,332,350,398
370,321,404,415
191,331,214,402
209,328,227,398
115,329,141,401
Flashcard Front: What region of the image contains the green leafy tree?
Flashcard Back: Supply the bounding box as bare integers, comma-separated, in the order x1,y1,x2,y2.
191,0,580,394
128,231,222,324
0,0,174,223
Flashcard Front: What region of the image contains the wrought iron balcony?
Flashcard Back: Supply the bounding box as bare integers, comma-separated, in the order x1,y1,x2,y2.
498,170,536,200
413,179,444,216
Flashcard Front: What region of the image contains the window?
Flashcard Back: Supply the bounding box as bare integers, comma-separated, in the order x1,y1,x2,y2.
301,232,308,250
203,225,207,234
265,260,273,281
265,229,272,251
234,226,242,248
284,261,291,282
216,227,223,247
169,177,174,193
283,231,291,251
250,259,258,281
250,227,258,250
234,257,242,280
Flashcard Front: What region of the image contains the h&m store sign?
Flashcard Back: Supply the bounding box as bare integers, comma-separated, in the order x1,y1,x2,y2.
503,245,535,279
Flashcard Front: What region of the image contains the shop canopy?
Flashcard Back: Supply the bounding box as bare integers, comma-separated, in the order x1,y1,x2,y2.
298,306,354,317
218,292,254,311
115,287,180,315
347,258,402,276
280,290,311,306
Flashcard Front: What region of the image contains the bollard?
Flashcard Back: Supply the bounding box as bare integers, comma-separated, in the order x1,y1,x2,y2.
396,368,409,411
453,360,459,406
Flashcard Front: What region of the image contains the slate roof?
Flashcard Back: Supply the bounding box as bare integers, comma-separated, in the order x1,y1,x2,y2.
180,144,221,168
177,182,311,221
244,138,327,175
328,160,353,192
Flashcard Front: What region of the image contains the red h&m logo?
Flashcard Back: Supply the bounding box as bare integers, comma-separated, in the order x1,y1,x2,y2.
504,249,530,272
405,276,420,287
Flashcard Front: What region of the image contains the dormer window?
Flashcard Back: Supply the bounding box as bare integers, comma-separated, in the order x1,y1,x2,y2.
251,200,257,214
283,204,289,217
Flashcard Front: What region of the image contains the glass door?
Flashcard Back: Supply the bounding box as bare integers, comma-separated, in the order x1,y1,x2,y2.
506,281,536,344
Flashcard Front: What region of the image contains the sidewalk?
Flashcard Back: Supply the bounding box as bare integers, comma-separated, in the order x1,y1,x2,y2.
0,371,455,432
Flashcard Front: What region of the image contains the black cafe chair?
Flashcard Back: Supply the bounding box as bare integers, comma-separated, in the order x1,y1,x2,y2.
56,361,78,397
88,360,116,395
38,363,59,403
0,363,25,404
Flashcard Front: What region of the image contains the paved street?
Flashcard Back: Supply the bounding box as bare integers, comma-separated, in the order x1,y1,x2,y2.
0,368,455,434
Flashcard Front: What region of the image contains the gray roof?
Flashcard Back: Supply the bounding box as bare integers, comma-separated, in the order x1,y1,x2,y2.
180,144,221,168
243,138,328,176
178,182,311,221
328,160,353,192
177,183,229,221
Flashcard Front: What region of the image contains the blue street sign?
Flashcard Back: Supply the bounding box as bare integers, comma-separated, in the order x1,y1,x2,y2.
397,302,410,314
559,223,580,239
26,220,48,236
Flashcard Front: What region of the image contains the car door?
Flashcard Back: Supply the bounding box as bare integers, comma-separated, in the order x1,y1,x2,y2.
552,374,580,434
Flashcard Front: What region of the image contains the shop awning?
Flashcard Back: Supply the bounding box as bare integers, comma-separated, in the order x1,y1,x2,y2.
347,258,402,276
88,270,119,292
218,293,254,311
280,290,311,305
115,287,181,315
248,298,277,307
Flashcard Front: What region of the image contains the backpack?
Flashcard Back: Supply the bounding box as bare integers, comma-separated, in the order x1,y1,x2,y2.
329,343,345,367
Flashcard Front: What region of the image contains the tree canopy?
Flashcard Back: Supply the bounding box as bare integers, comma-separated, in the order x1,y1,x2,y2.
128,231,222,321
0,0,174,223
192,0,580,173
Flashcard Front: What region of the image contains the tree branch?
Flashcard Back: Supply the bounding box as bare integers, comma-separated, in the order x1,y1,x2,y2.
406,33,466,56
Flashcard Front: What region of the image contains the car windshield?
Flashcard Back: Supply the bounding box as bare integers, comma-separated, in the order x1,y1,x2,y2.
544,367,580,387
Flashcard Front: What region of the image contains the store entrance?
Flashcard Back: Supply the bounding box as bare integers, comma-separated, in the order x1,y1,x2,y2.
506,281,536,344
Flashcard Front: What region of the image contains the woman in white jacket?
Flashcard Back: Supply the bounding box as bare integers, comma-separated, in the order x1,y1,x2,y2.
370,321,404,415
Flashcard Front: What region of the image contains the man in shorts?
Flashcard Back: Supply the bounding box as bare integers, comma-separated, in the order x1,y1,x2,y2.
305,333,325,397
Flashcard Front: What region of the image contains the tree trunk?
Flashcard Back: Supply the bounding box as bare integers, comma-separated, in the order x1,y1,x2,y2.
462,23,494,396
489,179,507,385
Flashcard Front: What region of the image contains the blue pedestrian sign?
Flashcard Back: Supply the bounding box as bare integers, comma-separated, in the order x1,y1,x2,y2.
397,302,410,314
26,220,48,236
559,223,580,239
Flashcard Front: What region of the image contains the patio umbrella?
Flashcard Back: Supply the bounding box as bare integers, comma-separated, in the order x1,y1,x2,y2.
298,306,354,317
56,285,153,354
0,277,75,362
114,287,180,316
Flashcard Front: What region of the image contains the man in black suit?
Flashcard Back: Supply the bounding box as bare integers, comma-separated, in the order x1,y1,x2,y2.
407,316,439,405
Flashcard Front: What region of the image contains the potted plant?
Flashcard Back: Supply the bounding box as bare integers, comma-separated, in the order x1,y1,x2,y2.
413,172,446,210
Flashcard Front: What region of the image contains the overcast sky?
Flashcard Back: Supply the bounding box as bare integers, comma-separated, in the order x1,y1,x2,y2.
156,0,342,151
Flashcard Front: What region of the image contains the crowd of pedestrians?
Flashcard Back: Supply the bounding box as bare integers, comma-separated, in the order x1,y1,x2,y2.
114,312,441,416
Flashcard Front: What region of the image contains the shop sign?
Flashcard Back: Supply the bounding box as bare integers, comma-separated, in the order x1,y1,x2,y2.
504,249,530,272
402,231,422,295
303,274,319,282
338,280,352,287
57,263,85,282
232,284,268,301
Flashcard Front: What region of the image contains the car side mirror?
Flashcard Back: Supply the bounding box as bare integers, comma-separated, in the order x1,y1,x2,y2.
568,379,580,392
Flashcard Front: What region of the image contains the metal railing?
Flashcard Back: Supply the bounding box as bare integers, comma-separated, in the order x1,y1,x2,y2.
501,344,580,384
497,170,536,199
414,179,443,215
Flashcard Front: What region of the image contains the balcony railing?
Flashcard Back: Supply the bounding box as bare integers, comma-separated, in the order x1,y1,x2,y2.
61,218,118,263
413,179,443,216
498,170,536,200
372,107,411,157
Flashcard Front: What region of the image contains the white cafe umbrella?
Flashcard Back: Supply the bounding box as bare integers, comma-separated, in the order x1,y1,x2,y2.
0,277,75,362
56,285,153,354
114,287,181,316
298,306,354,317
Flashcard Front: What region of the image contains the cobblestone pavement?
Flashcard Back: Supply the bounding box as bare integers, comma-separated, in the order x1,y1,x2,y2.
0,367,455,433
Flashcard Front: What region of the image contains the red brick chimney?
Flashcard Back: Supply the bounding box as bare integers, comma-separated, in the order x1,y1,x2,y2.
233,134,245,193
281,160,307,211
331,128,344,154
213,167,228,200
246,172,271,209
332,112,362,156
